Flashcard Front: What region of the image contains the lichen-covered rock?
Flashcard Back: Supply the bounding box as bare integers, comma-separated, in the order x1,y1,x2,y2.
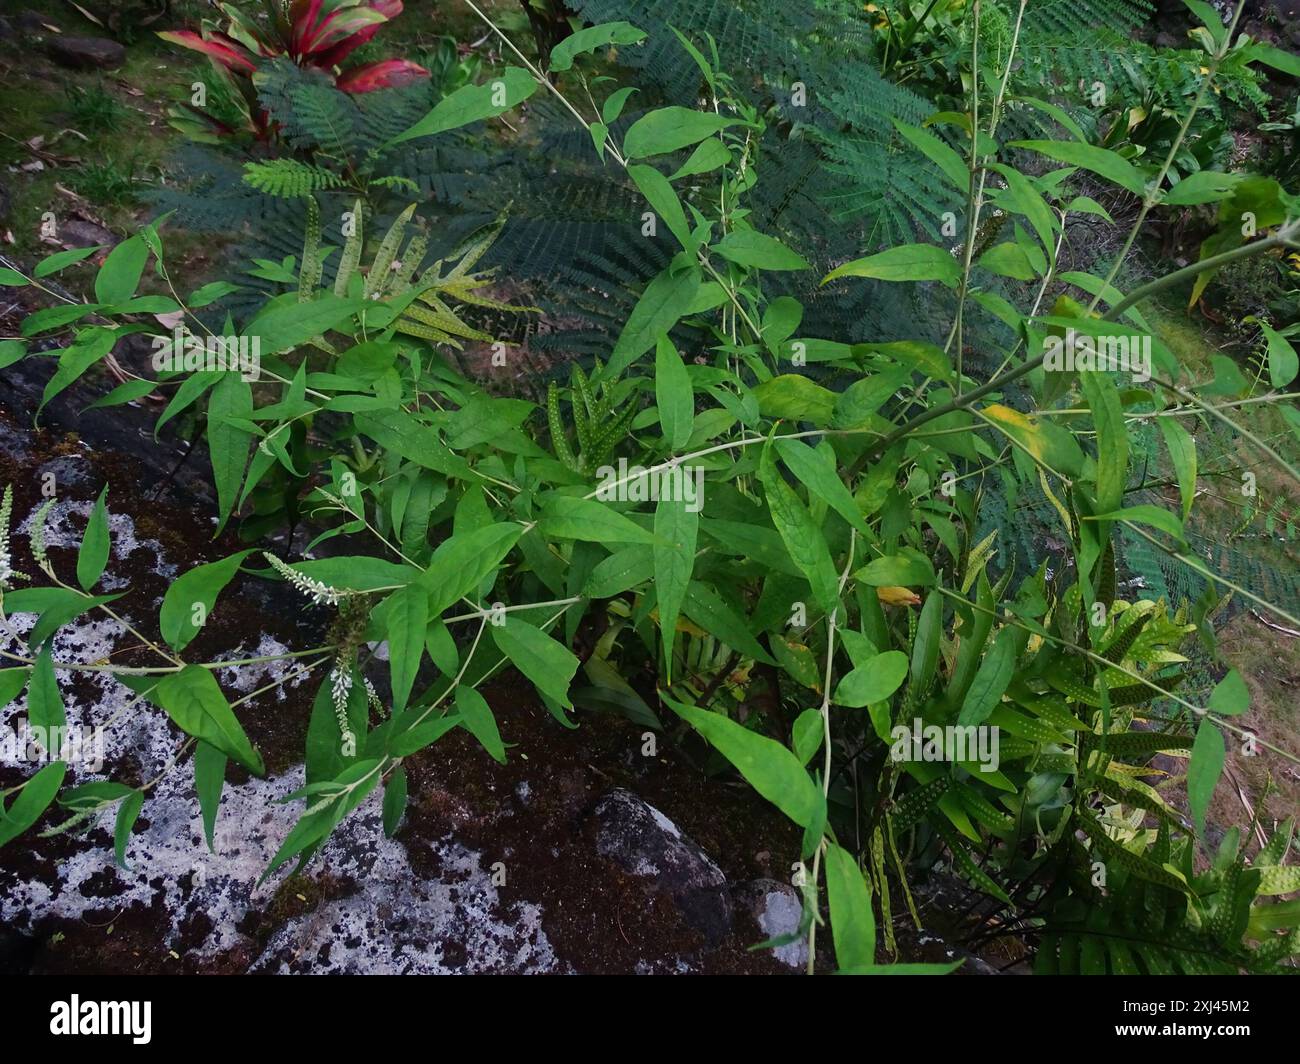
253,834,562,974
589,788,733,945
732,878,807,970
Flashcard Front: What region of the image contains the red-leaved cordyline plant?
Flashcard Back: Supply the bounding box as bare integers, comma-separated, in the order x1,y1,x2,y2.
161,0,428,92
160,0,429,141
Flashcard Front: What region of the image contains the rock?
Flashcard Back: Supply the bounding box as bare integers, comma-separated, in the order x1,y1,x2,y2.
0,417,34,466
732,878,807,969
57,219,118,251
15,10,58,33
254,836,562,974
907,872,1016,974
36,455,102,495
589,788,733,945
0,926,36,974
46,36,126,71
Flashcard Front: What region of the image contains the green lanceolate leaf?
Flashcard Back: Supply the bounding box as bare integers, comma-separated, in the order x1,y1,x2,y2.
824,841,876,972
93,235,147,305
76,486,110,591
682,581,775,665
425,619,459,677
752,375,837,425
385,585,428,714
0,668,29,710
623,107,738,158
390,67,539,145
262,759,381,882
822,244,961,288
207,373,253,532
979,242,1038,281
910,593,942,694
758,444,840,614
382,764,408,837
1009,140,1146,196
194,740,226,852
0,761,66,848
37,327,117,420
537,496,657,545
957,628,1016,727
389,713,463,758
455,684,505,763
1259,322,1299,389
834,651,909,708
584,545,655,598
27,645,66,731
1208,668,1249,715
1157,417,1197,523
12,587,122,648
35,245,101,279
1089,505,1186,543
607,264,700,377
155,666,264,775
1080,370,1128,517
792,709,823,764
548,21,646,71
160,551,254,653
711,229,810,271
653,497,698,677
629,164,694,251
490,615,580,710
113,789,145,870
654,335,694,450
775,438,869,535
1163,170,1242,207
418,523,522,613
664,694,824,829
892,117,967,191
1188,719,1225,835
854,554,935,588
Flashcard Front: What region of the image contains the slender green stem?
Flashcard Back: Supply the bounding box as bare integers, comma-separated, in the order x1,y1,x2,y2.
807,529,857,975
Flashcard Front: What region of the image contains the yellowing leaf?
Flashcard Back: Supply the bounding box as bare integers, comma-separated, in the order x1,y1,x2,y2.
876,586,922,607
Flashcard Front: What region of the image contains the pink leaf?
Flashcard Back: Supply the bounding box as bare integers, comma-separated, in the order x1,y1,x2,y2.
335,59,430,93
156,30,258,74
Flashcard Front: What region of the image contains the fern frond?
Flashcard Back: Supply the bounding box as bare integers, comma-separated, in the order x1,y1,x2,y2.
243,159,344,198
365,204,417,300
334,198,365,298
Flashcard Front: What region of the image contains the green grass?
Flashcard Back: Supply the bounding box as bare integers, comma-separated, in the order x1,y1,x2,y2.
62,80,129,133
0,0,244,296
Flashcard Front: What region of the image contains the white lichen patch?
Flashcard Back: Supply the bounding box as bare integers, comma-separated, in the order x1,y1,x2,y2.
255,833,563,974
752,889,807,969
215,635,311,701
18,500,177,588
1,567,562,972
